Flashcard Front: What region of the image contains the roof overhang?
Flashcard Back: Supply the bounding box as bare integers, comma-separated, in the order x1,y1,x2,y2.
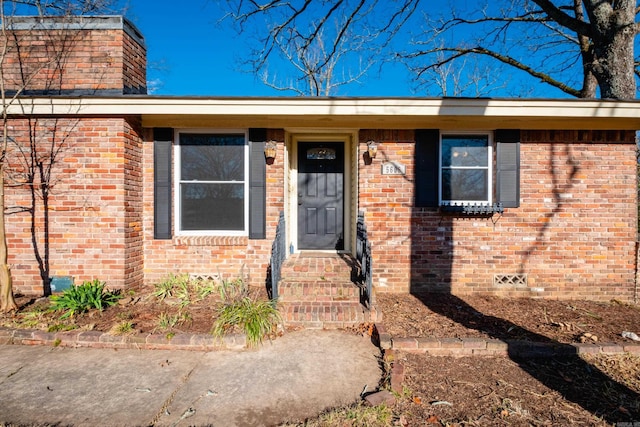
7,96,640,130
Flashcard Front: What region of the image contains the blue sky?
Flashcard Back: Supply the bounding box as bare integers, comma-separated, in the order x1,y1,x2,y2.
123,1,416,97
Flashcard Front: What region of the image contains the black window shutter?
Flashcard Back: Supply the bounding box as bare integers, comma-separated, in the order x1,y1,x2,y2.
415,129,440,207
153,128,173,239
495,129,520,208
248,128,267,239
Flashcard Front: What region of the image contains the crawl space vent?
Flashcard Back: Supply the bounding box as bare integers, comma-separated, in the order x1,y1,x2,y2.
493,274,527,287
189,273,220,282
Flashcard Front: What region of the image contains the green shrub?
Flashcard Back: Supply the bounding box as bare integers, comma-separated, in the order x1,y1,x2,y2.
212,297,280,347
50,279,121,319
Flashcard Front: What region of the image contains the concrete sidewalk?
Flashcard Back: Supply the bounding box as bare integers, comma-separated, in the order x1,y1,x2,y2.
0,329,382,426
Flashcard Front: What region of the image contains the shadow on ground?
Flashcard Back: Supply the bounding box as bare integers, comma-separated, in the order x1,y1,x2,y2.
411,292,640,424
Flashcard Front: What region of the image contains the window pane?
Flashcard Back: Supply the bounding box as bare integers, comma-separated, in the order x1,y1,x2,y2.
180,134,244,181
442,169,488,201
442,136,488,167
307,147,336,160
180,183,244,230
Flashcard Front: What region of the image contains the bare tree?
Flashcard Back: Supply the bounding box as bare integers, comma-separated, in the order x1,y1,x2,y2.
0,0,115,312
221,0,419,96
259,24,373,96
420,51,510,97
4,0,113,15
408,0,639,99
221,0,638,99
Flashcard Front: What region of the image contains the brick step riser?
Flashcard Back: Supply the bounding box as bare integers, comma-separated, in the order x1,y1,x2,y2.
283,321,366,329
277,283,361,301
280,303,369,325
280,271,355,282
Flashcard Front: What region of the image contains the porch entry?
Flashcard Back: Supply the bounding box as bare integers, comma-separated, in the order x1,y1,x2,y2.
297,141,344,250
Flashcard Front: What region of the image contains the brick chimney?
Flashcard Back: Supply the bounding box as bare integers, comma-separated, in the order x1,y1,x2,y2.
2,15,147,95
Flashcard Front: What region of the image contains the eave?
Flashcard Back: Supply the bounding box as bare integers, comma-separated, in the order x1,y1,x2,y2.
6,96,640,130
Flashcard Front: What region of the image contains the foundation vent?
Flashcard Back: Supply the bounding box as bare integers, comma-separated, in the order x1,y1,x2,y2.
493,274,527,288
189,273,221,282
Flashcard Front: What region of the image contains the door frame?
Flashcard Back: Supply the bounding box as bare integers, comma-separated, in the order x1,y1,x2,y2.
286,130,357,254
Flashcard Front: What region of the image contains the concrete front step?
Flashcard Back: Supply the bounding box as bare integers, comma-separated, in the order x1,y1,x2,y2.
278,280,361,302
280,301,369,329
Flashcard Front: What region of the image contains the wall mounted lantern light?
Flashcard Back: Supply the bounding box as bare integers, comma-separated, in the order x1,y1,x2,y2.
264,141,277,164
367,140,378,159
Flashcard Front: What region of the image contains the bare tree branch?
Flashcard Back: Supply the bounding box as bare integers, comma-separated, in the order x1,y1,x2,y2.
410,46,582,98
223,0,637,99
530,0,593,36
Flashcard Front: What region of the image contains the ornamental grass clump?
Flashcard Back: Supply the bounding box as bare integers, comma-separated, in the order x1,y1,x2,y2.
50,279,121,319
212,278,280,347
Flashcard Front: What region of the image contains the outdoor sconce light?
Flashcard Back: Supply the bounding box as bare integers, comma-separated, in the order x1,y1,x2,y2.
367,140,378,159
264,141,277,164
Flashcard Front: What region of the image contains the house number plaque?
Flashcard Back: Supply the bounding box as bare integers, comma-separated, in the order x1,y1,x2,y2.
381,161,406,175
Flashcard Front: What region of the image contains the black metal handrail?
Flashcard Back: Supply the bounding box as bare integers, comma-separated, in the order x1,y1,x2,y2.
356,211,373,309
269,211,287,300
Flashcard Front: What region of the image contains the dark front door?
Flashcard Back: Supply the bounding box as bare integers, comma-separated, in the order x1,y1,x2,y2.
298,142,344,250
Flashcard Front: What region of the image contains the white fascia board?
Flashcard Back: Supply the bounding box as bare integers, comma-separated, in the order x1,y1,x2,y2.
6,96,640,123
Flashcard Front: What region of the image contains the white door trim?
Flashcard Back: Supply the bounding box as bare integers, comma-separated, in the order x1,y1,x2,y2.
286,130,358,254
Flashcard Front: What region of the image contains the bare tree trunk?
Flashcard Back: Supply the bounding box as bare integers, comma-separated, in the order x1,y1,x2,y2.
0,163,17,312
594,30,637,99
584,0,637,99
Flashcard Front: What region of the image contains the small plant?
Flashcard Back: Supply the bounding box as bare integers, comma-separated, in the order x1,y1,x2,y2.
175,281,193,308
110,320,135,335
17,307,48,328
155,311,190,331
50,279,121,319
212,297,280,347
153,274,195,308
196,279,217,300
153,273,189,300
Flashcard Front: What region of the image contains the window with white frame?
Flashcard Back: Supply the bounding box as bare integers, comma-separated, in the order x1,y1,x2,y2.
176,131,248,234
440,133,492,205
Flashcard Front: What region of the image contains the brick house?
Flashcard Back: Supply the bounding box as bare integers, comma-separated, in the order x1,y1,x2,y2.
3,16,640,324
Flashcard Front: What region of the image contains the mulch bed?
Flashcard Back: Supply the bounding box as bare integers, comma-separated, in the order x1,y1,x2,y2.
376,292,640,344
376,292,640,426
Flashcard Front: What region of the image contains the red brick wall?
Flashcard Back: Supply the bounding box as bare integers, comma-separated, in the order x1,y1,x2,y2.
122,32,147,94
5,121,636,302
124,117,144,289
5,117,143,294
359,129,638,301
141,130,286,289
2,18,146,94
